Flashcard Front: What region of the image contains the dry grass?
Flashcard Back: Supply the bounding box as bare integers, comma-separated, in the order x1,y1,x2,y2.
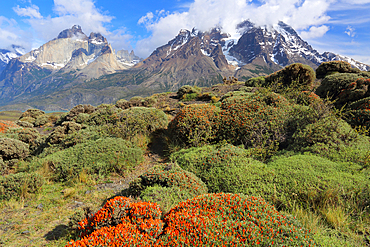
0,180,120,247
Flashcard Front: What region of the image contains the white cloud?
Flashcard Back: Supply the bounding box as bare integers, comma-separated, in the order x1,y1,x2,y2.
300,25,330,39
138,12,154,25
135,0,337,57
0,16,31,50
13,5,42,19
345,26,356,37
13,0,130,51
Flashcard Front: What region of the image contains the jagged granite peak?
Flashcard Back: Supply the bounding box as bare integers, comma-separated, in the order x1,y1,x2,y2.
116,49,142,66
227,21,369,71
0,45,25,73
88,32,107,45
57,25,87,40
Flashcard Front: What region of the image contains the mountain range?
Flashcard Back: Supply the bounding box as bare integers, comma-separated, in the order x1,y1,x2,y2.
0,22,369,111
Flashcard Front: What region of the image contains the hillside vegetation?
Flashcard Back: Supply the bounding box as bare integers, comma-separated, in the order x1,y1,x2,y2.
1,61,370,246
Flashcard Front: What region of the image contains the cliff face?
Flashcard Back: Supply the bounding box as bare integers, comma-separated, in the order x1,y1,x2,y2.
17,25,128,77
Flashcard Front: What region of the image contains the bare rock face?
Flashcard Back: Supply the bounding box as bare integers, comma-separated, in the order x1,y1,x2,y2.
17,25,127,77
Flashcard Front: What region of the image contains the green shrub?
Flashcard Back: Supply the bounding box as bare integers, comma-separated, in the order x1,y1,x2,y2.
290,116,370,164
33,115,49,127
171,144,270,194
316,61,361,79
168,104,220,147
85,104,122,126
15,120,33,128
346,96,370,129
0,157,6,175
267,154,370,213
128,163,207,199
18,117,35,125
220,90,253,101
16,128,43,153
46,121,82,145
245,76,265,87
315,73,369,107
0,172,44,200
264,63,316,91
113,107,168,139
218,92,291,152
140,185,196,213
0,138,29,161
19,109,45,119
177,85,201,99
34,138,144,182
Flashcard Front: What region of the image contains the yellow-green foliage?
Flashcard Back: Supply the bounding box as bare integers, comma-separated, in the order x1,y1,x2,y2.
264,63,316,91
31,137,144,182
316,61,361,79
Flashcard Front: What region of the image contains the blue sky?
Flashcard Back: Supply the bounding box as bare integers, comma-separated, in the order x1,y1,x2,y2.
0,0,369,65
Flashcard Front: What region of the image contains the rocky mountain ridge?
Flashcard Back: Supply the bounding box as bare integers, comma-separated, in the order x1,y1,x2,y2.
0,45,25,73
0,22,369,111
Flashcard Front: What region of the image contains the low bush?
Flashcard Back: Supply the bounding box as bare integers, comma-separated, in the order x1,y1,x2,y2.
85,104,122,126
290,116,370,165
267,154,370,214
0,137,29,161
171,144,269,194
218,92,291,153
68,196,162,246
33,115,49,127
315,73,369,107
33,138,144,182
45,121,82,145
128,163,208,200
0,120,21,133
66,193,316,247
19,109,45,119
316,61,361,79
114,107,168,139
177,85,201,99
245,76,265,87
0,172,44,200
346,96,370,130
61,104,97,123
168,104,220,147
160,193,316,246
264,63,316,91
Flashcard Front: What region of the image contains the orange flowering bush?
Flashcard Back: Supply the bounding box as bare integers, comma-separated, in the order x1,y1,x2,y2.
67,193,316,247
168,104,220,147
218,92,291,150
67,196,162,246
159,193,317,246
0,120,20,133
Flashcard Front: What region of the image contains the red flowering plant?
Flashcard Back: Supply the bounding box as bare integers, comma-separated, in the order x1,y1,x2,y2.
0,120,21,134
159,193,317,246
168,104,220,147
66,193,316,247
67,196,163,246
